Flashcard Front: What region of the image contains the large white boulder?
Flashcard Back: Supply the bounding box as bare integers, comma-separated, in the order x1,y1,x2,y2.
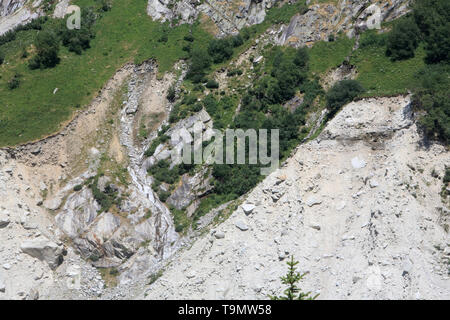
20,238,64,270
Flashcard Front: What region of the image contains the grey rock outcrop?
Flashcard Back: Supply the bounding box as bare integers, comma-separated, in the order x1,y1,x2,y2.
167,168,213,210
55,188,100,239
147,0,279,36
276,0,410,47
0,0,41,35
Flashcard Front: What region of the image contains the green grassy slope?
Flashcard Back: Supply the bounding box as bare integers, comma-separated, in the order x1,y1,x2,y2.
0,0,211,147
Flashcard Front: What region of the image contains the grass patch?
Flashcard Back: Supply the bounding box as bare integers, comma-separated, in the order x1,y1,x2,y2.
351,43,426,96
308,35,355,75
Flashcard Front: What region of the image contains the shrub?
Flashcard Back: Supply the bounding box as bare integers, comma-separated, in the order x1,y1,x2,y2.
0,30,16,46
7,74,20,90
227,69,243,77
412,63,449,144
158,190,171,202
208,38,233,63
60,8,96,55
73,184,83,192
29,30,60,69
386,18,420,61
166,85,176,102
205,79,219,89
144,134,169,157
186,47,211,83
183,34,194,42
0,50,4,65
326,80,365,117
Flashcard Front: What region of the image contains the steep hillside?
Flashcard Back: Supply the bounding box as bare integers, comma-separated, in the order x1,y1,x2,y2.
0,0,448,300
140,96,449,300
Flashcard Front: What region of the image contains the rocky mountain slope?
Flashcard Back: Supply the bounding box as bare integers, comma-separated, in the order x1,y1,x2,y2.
140,96,449,299
0,0,448,300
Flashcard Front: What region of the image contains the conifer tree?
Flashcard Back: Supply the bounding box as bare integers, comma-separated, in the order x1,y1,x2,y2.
270,256,319,300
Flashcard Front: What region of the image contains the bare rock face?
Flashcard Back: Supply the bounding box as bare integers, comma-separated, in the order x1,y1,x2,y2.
146,0,278,36
0,0,41,35
55,188,100,239
141,96,450,300
276,0,411,47
0,0,27,17
20,238,65,270
167,168,213,210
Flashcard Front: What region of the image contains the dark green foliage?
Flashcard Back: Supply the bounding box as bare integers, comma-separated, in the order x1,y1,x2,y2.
386,17,420,61
209,46,315,201
99,0,112,12
186,46,211,83
205,79,219,89
144,134,169,157
203,94,218,116
0,50,4,65
73,184,83,192
444,168,450,184
186,32,246,83
207,35,244,64
227,69,243,77
158,190,171,202
412,63,450,144
0,30,16,46
166,85,176,102
89,175,121,213
242,46,308,108
29,30,60,69
42,0,57,13
170,206,190,233
212,164,261,197
21,47,28,58
326,80,365,117
183,34,194,42
413,0,450,64
0,17,46,46
7,74,21,90
148,160,181,185
60,8,96,55
270,256,319,300
208,38,233,63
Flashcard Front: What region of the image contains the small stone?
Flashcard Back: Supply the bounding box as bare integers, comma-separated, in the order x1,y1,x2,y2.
26,288,39,300
306,197,322,207
235,221,249,231
242,204,255,215
214,231,225,239
310,223,321,231
31,146,41,155
0,214,10,228
369,179,379,188
351,157,366,169
2,263,11,270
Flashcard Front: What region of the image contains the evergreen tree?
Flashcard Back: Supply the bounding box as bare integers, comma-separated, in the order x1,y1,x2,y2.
270,256,319,300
